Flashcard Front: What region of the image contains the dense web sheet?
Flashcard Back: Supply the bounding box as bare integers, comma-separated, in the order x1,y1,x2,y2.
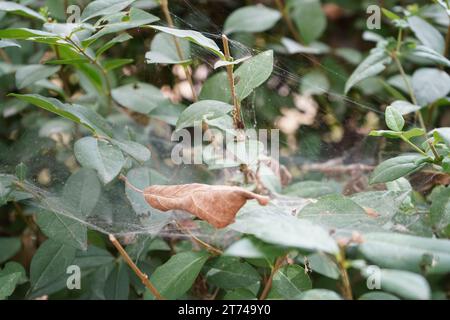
0,0,432,244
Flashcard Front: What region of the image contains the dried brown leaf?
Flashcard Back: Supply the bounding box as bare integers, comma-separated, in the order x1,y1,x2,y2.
143,184,269,228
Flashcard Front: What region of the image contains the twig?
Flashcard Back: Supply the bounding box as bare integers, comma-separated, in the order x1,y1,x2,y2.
119,174,144,193
393,52,440,159
109,234,164,300
160,0,198,101
221,35,244,129
259,256,285,300
53,45,71,98
274,0,319,66
175,221,223,255
65,37,113,112
275,0,303,44
0,48,12,63
336,246,353,300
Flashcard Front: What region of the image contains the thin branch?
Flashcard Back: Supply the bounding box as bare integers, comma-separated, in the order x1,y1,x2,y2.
221,34,244,129
65,37,113,112
53,45,71,98
175,221,223,255
118,174,144,193
393,53,440,159
275,0,303,44
274,0,319,66
109,234,164,300
259,256,285,300
336,246,353,300
400,136,428,157
0,48,12,64
160,0,198,102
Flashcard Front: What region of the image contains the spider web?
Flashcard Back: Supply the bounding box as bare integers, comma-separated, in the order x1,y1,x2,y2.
0,0,429,247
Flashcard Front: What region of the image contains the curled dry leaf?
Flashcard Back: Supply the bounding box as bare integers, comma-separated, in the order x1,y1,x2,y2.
143,184,270,228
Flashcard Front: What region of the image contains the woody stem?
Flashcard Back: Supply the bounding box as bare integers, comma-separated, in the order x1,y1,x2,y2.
109,234,164,300
160,0,198,101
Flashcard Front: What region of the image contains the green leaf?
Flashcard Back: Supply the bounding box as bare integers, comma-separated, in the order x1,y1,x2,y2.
298,193,396,235
409,45,450,68
112,82,171,114
402,128,425,139
369,130,403,139
223,288,257,300
199,72,231,103
369,154,428,184
0,1,46,21
271,265,312,299
300,70,330,95
345,46,391,94
176,100,233,131
0,28,65,45
290,0,327,44
359,233,450,275
84,8,159,44
407,15,445,54
104,261,130,300
389,100,422,115
36,169,101,250
213,56,251,70
204,257,260,290
145,251,209,300
334,47,362,65
0,237,21,264
434,128,450,147
300,194,366,216
15,162,27,181
231,204,339,254
235,50,273,101
224,238,286,260
362,268,431,300
430,186,450,234
283,180,341,198
298,289,342,300
109,139,151,163
63,169,102,217
150,26,224,59
75,245,115,269
96,33,133,57
125,167,168,216
102,58,133,71
149,102,184,126
45,58,90,66
351,191,408,219
81,0,136,22
0,39,20,49
9,94,112,137
30,240,77,294
307,252,340,279
145,32,191,65
224,5,281,34
37,208,88,251
385,105,405,131
0,262,27,300
381,8,401,21
74,137,125,184
15,64,60,89
412,68,450,106
359,291,399,300
281,37,330,55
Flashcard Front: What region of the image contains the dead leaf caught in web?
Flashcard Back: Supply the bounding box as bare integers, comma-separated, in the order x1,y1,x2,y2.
142,184,270,228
